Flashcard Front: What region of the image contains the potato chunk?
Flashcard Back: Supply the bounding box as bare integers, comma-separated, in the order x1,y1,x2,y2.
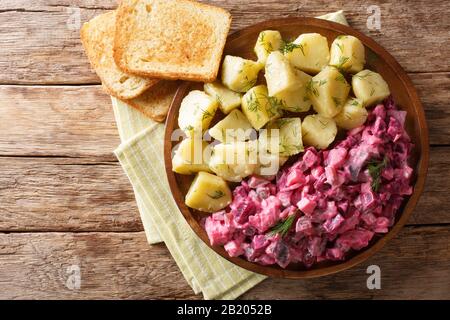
209,142,258,182
265,51,299,96
172,138,212,175
302,114,337,149
307,66,350,118
221,55,262,93
284,33,330,74
204,82,242,114
260,118,304,156
352,70,390,107
334,98,368,130
265,51,312,112
275,69,312,113
241,85,283,130
208,109,254,142
254,30,283,65
178,90,218,136
329,35,365,73
185,172,232,213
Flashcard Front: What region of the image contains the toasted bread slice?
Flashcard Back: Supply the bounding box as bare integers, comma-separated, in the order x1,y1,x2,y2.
81,11,159,100
124,80,179,122
114,0,231,82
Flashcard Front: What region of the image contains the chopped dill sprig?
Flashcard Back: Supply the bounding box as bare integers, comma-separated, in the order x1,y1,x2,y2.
318,118,328,128
246,92,260,113
368,156,389,192
207,190,225,199
350,99,360,107
280,41,305,56
306,80,320,97
335,73,346,83
335,42,344,53
336,56,350,70
268,214,296,237
332,96,342,107
354,71,373,80
201,108,213,121
267,96,284,117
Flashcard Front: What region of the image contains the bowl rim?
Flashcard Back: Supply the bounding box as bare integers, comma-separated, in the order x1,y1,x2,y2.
164,17,430,279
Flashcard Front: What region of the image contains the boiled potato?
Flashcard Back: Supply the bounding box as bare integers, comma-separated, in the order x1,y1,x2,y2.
254,153,288,176
352,70,390,107
307,66,350,118
254,30,283,65
329,35,365,73
265,51,299,96
334,98,368,130
178,90,218,136
275,69,312,113
260,118,304,156
208,109,254,142
185,172,232,213
172,138,212,175
221,55,263,93
302,114,337,149
209,142,258,182
284,33,330,74
204,82,242,114
265,52,312,112
241,85,283,130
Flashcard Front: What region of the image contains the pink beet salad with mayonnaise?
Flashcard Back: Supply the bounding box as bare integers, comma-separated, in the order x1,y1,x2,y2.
204,99,414,268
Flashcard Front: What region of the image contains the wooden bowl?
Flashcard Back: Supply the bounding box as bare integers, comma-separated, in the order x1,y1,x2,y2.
164,17,429,278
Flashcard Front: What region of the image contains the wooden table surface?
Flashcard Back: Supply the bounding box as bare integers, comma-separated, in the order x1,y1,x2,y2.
0,0,449,299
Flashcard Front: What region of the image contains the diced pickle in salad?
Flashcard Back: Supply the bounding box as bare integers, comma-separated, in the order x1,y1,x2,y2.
172,29,410,269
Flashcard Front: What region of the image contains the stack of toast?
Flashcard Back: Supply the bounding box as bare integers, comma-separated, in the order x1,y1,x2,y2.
81,0,231,122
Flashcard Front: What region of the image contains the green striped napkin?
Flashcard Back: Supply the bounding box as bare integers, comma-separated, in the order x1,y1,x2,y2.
112,11,348,300
113,99,265,298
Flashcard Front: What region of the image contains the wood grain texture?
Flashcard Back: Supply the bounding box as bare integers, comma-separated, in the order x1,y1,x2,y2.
408,147,450,225
0,73,447,160
0,0,117,10
0,226,447,299
0,157,142,232
0,231,196,299
0,148,449,232
0,85,118,159
0,1,118,84
413,72,450,145
0,0,449,84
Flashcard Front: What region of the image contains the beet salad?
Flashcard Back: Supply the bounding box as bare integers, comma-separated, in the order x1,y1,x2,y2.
204,99,414,268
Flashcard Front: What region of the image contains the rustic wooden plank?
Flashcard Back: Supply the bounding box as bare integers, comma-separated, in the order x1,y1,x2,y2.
0,226,447,299
0,157,143,232
0,0,117,11
0,232,196,299
0,147,449,232
413,72,450,145
0,0,448,84
0,1,118,85
0,85,119,159
0,73,448,159
409,146,450,225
